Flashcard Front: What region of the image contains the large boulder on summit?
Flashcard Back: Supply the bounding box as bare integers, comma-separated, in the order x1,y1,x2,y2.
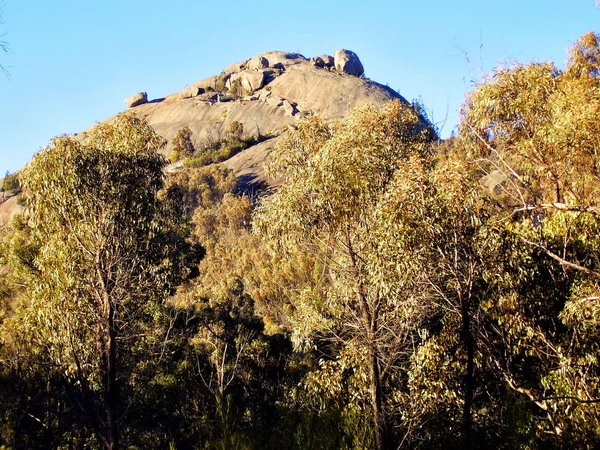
333,49,364,76
125,92,148,107
247,56,269,70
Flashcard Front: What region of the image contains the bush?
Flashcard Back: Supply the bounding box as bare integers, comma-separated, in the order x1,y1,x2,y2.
3,172,20,192
171,126,195,159
182,127,275,169
169,150,181,163
229,78,242,98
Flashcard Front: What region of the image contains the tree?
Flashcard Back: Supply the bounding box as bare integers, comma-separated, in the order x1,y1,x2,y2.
169,125,195,162
2,171,19,192
1,114,199,449
255,101,437,449
458,31,600,445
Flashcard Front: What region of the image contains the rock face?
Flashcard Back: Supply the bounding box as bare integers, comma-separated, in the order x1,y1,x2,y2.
227,70,266,95
135,49,402,181
333,49,364,76
281,99,297,117
125,92,148,107
1,48,411,226
226,61,247,74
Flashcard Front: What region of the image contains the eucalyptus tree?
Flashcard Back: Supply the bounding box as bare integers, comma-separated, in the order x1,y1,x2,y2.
1,114,199,449
459,31,600,445
255,101,437,449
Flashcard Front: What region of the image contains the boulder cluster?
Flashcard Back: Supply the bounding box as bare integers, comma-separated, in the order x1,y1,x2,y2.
311,50,364,76
124,49,365,108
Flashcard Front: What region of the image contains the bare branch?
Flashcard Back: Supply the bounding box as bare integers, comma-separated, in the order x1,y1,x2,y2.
519,236,600,279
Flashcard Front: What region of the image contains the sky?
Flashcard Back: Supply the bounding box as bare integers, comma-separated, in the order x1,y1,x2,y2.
0,1,598,175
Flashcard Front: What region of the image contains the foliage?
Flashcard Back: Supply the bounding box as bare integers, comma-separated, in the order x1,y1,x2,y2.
229,78,242,98
2,172,19,192
0,114,201,449
2,31,600,449
169,125,195,162
459,30,600,447
255,100,438,449
183,128,272,169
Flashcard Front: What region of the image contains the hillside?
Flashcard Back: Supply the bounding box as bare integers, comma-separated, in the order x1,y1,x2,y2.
123,50,403,183
2,31,600,449
0,49,404,226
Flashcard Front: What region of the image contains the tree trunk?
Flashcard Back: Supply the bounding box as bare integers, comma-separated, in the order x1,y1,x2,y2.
98,258,119,450
105,302,119,450
347,238,389,449
461,300,474,449
369,343,388,450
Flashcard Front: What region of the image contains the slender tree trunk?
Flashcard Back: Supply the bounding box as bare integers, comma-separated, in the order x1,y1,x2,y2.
98,256,119,450
368,343,388,450
461,299,474,449
105,302,119,450
347,237,389,449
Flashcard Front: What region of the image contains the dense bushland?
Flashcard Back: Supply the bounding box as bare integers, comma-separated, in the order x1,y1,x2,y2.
1,32,600,449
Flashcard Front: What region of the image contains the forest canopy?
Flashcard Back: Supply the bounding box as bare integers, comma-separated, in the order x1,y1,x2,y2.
1,31,600,449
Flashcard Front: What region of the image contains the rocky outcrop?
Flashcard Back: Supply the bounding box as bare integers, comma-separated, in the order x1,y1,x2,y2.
480,170,511,195
333,50,364,76
179,86,203,99
311,56,325,68
124,92,148,108
0,195,22,226
247,56,269,71
227,70,266,95
1,48,410,226
266,96,284,108
226,60,247,74
281,99,297,117
320,54,335,69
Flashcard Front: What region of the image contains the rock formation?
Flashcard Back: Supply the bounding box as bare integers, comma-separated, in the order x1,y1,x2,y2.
333,49,364,76
124,92,148,108
1,49,407,225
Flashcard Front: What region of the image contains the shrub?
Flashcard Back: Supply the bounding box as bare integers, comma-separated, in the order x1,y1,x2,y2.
3,172,20,192
171,126,195,158
229,78,242,98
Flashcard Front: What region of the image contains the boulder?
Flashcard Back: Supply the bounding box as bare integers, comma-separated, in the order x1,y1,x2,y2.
228,70,266,95
320,54,335,68
333,49,364,76
247,56,269,71
124,92,148,108
480,170,511,195
179,86,202,99
197,92,220,103
311,56,325,68
257,51,306,68
226,60,247,74
258,90,271,101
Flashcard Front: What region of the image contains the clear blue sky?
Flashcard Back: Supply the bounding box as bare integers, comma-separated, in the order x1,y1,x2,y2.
0,1,598,174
